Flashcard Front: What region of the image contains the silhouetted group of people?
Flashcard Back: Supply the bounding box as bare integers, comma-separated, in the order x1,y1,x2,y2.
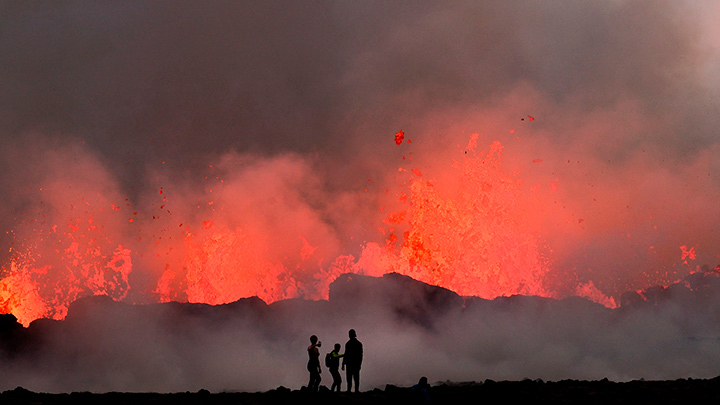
306,329,363,393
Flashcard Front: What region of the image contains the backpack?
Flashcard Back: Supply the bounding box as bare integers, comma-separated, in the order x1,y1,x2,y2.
325,352,333,368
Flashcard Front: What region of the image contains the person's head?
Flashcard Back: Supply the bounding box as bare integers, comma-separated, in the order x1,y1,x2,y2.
349,329,356,338
334,343,341,351
310,335,318,344
419,376,428,386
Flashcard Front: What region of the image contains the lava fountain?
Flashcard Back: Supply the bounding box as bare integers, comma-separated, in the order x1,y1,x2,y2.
357,134,551,298
0,131,673,326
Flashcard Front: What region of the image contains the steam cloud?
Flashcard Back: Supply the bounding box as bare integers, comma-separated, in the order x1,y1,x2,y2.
2,0,720,392
2,273,720,393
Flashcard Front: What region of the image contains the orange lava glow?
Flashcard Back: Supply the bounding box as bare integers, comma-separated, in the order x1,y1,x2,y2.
357,136,551,298
155,229,351,306
1,215,133,326
0,134,641,326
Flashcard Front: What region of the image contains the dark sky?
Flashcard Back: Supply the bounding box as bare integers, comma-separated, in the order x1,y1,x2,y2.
1,1,720,305
2,1,714,172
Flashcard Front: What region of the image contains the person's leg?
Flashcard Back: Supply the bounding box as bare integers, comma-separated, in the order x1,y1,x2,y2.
346,369,352,392
310,371,321,392
332,369,341,391
353,370,360,392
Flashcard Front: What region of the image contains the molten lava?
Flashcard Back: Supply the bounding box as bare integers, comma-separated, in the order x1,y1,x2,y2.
357,136,551,298
395,130,405,145
1,214,133,325
0,132,682,326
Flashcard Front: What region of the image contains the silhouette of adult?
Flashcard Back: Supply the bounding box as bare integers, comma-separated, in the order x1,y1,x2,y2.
342,329,363,392
307,335,322,392
328,343,344,392
412,376,431,403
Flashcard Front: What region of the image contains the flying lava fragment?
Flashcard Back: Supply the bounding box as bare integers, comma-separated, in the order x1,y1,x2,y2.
395,130,404,145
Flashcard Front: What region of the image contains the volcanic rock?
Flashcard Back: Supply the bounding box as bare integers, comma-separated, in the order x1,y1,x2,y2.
619,267,720,310
329,272,463,327
2,378,719,404
3,271,720,394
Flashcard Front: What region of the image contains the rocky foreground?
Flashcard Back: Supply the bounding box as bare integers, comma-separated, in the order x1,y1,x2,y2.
2,377,720,405
3,271,720,395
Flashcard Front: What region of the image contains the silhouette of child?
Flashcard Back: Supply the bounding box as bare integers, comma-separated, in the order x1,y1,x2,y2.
327,343,344,392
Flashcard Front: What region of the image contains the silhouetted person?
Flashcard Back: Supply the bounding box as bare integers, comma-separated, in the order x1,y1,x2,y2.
327,343,344,392
412,376,431,403
342,329,363,392
307,335,322,392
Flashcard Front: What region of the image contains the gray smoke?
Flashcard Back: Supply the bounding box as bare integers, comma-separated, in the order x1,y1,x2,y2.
2,273,720,393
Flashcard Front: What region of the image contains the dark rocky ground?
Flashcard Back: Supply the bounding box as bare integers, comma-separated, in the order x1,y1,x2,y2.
3,271,720,401
2,377,720,405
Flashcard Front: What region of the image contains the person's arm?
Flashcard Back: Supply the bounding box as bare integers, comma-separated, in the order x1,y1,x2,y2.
342,343,347,371
308,345,321,372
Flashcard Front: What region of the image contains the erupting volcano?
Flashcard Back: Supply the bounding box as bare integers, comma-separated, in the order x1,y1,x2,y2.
2,0,718,332
3,1,720,396
1,133,543,325
0,128,702,326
